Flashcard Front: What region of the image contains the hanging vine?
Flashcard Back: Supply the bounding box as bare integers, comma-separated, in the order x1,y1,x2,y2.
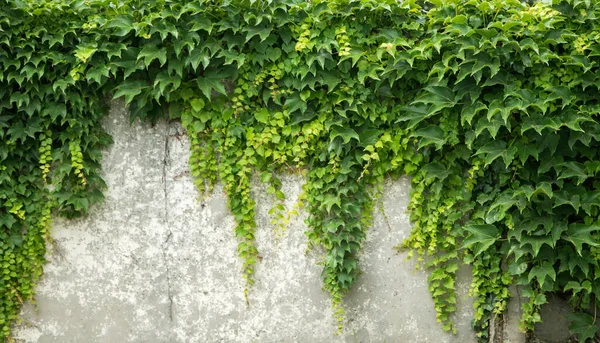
3,0,600,342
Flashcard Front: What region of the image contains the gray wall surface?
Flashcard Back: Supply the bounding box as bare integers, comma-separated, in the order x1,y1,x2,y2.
11,100,526,342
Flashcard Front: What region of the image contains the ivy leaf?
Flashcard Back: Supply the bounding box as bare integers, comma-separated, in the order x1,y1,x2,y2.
485,193,517,224
7,234,23,248
473,140,516,167
475,115,504,139
521,115,560,135
86,65,110,85
487,99,510,123
190,17,213,33
514,141,539,164
255,108,269,124
243,22,273,42
74,43,97,63
395,104,431,129
562,224,600,256
553,191,581,213
461,100,487,125
422,162,450,181
319,70,341,92
557,162,589,185
0,214,16,229
331,126,359,144
461,224,500,257
189,98,205,112
113,80,149,105
106,15,134,36
186,47,211,71
196,69,227,99
566,313,599,343
412,85,457,116
411,125,446,150
284,93,307,114
544,86,573,108
528,261,556,288
321,194,341,213
138,45,167,67
520,235,554,257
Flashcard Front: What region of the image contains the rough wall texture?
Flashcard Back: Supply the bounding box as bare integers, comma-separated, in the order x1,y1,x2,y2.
11,100,525,342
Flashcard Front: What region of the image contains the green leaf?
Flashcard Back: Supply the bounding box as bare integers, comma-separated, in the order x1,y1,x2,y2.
411,125,446,150
7,234,23,248
190,17,213,33
562,224,600,256
243,22,273,42
395,104,431,129
528,261,556,288
558,162,589,185
331,126,359,145
473,140,516,167
189,98,205,112
74,43,97,63
186,47,211,71
422,162,450,181
461,100,486,125
196,69,227,99
485,193,517,224
106,15,134,36
566,313,599,343
461,224,500,257
520,235,554,257
412,86,457,115
284,93,307,114
113,80,149,105
255,108,269,124
138,45,167,67
0,214,16,229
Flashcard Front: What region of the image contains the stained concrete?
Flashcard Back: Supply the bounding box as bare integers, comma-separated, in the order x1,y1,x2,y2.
502,285,528,343
533,294,572,343
12,99,484,342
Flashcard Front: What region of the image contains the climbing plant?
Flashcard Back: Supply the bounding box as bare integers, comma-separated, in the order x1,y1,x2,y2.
3,0,600,341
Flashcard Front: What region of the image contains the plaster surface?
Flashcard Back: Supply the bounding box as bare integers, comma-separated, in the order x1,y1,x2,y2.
12,99,485,342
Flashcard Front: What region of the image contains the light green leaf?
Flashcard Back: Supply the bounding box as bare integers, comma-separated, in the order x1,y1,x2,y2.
74,44,97,63
255,108,269,124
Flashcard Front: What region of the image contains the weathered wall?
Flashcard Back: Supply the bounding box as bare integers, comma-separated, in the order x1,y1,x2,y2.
11,100,526,342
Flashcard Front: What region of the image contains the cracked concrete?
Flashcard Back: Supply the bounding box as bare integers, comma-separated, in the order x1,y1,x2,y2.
10,99,527,342
162,122,174,324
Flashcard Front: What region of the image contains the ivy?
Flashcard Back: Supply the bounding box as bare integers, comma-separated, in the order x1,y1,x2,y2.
4,0,600,342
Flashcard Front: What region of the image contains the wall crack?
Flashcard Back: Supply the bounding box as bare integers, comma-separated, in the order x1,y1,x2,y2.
161,122,174,323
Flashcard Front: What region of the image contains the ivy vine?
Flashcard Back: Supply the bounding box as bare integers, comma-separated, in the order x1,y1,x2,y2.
3,0,600,341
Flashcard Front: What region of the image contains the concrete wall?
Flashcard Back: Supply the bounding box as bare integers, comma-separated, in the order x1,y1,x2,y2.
11,100,526,342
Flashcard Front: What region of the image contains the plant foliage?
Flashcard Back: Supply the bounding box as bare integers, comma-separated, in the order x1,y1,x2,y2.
2,0,600,341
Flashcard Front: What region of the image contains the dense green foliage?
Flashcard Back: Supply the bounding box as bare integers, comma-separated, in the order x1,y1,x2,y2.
3,0,600,341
